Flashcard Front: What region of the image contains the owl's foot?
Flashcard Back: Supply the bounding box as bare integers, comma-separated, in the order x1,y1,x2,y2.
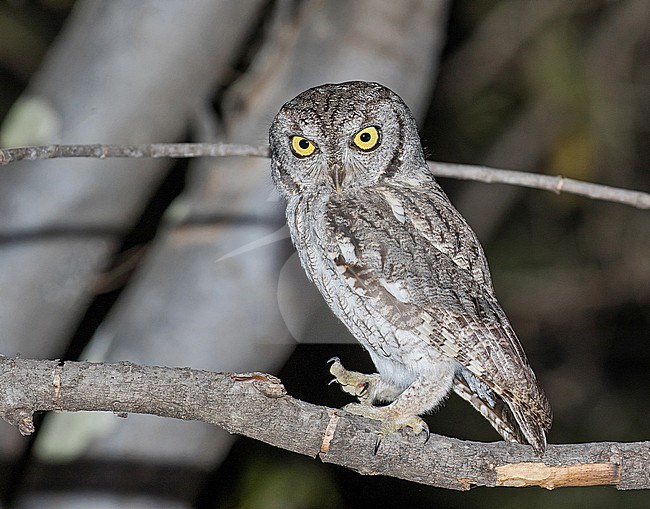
328,357,428,452
342,402,430,454
328,357,380,404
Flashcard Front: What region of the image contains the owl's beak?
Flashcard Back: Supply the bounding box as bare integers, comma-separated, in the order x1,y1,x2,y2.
329,165,346,193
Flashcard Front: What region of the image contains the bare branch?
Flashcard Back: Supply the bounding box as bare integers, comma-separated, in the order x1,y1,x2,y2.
430,162,650,210
1,143,647,209
1,356,648,491
0,143,271,164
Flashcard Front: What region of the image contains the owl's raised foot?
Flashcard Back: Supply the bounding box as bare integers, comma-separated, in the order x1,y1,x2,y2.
328,357,379,404
342,402,430,454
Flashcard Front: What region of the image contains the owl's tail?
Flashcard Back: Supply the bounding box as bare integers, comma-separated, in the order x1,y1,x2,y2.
453,370,550,455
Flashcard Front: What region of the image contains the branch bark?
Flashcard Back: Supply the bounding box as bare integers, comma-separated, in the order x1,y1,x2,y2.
1,356,648,491
1,143,648,209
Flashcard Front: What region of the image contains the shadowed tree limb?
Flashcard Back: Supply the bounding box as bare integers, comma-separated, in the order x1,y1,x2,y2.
0,356,648,491
0,143,648,209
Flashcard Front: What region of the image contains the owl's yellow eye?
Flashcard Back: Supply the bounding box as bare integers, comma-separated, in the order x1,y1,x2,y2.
290,136,317,158
352,126,381,151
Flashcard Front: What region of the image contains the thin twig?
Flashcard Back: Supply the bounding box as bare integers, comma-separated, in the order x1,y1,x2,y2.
430,162,650,210
0,143,270,164
0,143,648,209
0,357,648,491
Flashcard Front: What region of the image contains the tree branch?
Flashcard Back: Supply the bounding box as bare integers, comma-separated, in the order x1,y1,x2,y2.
0,143,647,209
1,357,648,491
428,162,650,210
0,143,270,163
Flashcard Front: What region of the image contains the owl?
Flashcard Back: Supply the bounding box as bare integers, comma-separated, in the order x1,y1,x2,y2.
269,81,552,454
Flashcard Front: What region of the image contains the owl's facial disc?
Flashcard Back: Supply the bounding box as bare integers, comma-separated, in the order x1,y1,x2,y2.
283,123,384,193
270,81,427,197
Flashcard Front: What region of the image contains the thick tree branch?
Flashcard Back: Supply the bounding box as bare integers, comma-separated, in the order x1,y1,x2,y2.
0,143,647,209
0,357,648,491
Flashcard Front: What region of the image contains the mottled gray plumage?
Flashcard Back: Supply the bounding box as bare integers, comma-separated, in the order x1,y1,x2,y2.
269,81,551,454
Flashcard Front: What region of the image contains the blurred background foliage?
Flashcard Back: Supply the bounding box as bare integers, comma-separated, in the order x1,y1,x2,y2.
0,0,648,508
0,0,74,115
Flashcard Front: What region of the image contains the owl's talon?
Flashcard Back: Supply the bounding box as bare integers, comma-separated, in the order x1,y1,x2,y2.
327,356,340,364
373,435,382,455
358,381,369,397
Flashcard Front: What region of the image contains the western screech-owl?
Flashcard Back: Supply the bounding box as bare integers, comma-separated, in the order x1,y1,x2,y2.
269,81,551,454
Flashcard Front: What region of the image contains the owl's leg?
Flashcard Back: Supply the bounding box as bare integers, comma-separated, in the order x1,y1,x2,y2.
330,358,456,451
328,357,404,405
343,375,448,440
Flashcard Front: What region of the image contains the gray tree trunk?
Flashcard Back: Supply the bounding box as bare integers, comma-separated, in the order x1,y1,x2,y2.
0,0,266,476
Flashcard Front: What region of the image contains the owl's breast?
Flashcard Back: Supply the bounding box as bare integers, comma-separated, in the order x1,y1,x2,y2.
286,193,349,303
285,192,437,376
285,193,336,284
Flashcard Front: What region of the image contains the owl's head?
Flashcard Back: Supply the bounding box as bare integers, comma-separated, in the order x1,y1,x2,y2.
270,81,428,199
